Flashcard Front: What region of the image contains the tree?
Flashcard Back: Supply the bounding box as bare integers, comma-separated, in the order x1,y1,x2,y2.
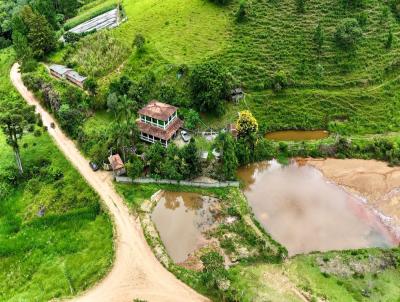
334,18,362,50
313,23,324,53
216,133,238,180
126,156,144,179
133,34,145,52
181,109,201,130
83,77,98,95
296,0,305,13
236,110,258,140
271,70,288,92
0,100,36,174
181,138,201,179
189,62,230,115
385,29,393,49
236,1,249,22
145,142,166,176
12,5,56,59
58,104,83,138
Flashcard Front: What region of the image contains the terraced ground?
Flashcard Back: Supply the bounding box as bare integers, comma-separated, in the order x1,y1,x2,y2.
60,0,400,136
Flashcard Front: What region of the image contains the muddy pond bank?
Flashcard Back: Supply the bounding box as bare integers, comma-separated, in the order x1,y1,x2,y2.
237,160,399,256
304,158,400,239
265,130,329,141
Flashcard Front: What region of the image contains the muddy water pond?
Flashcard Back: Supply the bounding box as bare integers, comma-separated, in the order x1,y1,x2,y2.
237,160,397,256
265,130,329,141
151,191,219,263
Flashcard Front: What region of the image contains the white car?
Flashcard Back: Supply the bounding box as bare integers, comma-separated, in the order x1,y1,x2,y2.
181,130,191,142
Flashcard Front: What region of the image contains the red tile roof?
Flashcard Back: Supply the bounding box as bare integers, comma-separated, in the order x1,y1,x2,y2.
137,118,183,141
138,100,177,121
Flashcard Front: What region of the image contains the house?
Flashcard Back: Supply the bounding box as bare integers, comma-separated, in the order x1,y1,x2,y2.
137,100,183,147
65,70,87,88
108,154,126,176
49,64,71,79
230,88,245,104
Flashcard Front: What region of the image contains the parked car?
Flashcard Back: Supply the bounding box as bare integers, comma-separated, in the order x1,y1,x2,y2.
89,161,99,171
181,130,191,142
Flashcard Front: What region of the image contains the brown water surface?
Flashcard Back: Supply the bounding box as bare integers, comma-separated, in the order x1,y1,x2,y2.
151,191,219,263
265,130,329,141
237,160,397,256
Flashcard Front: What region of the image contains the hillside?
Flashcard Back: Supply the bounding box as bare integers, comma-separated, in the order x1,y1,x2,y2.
58,0,400,135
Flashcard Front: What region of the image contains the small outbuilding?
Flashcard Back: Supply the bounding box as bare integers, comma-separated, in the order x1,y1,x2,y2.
49,64,71,79
65,70,87,88
108,154,126,176
230,88,245,104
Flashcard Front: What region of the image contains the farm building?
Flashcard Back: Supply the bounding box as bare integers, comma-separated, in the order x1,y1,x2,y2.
108,154,126,176
137,100,183,147
49,64,71,79
48,64,87,88
65,70,87,88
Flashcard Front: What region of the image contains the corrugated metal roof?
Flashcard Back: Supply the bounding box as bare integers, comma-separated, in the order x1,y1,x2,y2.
49,64,71,75
66,70,87,83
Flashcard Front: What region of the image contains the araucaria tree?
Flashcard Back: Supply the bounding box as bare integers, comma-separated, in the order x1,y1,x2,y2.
0,99,36,174
189,62,230,115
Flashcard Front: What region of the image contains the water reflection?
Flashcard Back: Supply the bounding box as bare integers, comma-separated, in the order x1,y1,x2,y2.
238,160,396,256
151,192,218,263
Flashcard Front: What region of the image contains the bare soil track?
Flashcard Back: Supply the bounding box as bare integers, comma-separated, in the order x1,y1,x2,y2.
11,63,209,302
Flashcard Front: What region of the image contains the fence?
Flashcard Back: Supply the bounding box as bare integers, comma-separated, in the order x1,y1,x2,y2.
115,176,240,188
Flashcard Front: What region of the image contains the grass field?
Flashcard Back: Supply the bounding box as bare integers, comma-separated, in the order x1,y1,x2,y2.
0,49,114,301
61,0,400,136
230,248,400,302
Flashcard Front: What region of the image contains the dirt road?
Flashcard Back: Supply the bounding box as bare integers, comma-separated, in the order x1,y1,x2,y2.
11,63,208,302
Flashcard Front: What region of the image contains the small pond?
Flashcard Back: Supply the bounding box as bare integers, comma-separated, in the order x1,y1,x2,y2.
151,191,219,263
265,130,329,141
237,160,397,256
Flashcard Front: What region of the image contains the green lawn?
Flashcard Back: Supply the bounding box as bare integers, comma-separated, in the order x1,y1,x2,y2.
0,49,114,301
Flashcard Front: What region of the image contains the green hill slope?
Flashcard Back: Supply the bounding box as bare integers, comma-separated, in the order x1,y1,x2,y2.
59,0,400,135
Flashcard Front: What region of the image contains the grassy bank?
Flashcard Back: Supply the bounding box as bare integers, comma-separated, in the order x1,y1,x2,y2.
0,49,114,301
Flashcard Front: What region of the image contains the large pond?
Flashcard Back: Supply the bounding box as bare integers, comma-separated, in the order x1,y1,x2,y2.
151,191,219,263
265,130,329,141
237,160,397,256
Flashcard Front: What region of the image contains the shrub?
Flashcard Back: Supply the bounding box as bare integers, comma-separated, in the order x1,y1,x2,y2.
64,32,81,43
334,18,363,50
296,0,305,13
133,34,146,52
271,70,289,92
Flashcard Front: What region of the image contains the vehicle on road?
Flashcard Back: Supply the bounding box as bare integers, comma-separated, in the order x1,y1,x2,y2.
89,161,99,171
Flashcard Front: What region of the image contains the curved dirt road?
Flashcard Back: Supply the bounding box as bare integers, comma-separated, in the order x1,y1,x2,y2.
11,63,209,302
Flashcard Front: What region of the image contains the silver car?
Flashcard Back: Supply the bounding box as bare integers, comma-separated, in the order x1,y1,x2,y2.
181,130,191,142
